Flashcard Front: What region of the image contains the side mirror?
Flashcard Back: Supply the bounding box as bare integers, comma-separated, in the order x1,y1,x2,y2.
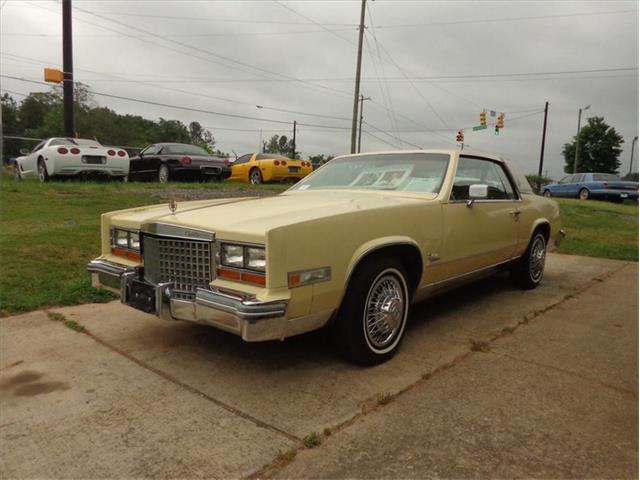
19,148,30,155
467,184,488,207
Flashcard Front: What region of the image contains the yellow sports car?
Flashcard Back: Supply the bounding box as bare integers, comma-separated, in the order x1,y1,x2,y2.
228,153,313,184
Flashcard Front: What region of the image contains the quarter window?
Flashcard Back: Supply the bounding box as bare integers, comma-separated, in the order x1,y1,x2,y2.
450,157,517,201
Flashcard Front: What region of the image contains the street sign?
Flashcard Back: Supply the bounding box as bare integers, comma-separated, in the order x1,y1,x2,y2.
472,125,488,131
490,110,496,117
44,68,63,84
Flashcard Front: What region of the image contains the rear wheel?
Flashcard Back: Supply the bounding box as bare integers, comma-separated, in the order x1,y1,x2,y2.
249,168,263,185
14,165,21,181
158,164,170,183
579,188,590,200
511,231,547,290
37,158,49,183
331,257,409,365
543,189,552,198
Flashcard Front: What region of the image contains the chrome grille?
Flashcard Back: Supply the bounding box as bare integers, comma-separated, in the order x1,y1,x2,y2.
143,235,213,299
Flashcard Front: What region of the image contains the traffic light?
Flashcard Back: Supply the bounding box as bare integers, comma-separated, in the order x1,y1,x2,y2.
495,126,500,136
496,113,505,129
456,130,464,142
480,110,487,126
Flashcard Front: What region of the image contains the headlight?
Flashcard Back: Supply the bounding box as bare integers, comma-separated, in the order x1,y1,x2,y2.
246,247,266,272
129,232,140,250
221,244,244,268
111,228,140,252
220,243,266,272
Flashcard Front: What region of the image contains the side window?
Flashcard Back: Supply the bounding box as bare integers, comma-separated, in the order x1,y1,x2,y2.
450,157,514,201
492,163,517,200
141,145,159,155
558,176,570,184
32,141,46,153
568,174,581,183
235,154,253,164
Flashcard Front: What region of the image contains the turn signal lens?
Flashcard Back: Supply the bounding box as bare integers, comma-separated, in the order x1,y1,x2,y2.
117,150,126,157
180,155,192,165
288,267,331,288
107,149,116,156
70,147,80,154
281,160,287,166
57,147,68,154
274,160,281,166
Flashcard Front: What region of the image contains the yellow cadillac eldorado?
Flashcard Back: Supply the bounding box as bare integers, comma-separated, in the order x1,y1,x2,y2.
87,149,564,365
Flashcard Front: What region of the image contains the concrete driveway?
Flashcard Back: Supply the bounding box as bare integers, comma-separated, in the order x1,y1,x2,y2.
0,254,637,479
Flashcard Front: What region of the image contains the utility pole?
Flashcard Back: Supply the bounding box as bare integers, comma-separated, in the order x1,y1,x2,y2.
573,104,590,174
350,0,366,154
537,101,549,177
629,136,638,176
357,94,371,153
291,120,296,159
258,128,262,152
62,0,74,137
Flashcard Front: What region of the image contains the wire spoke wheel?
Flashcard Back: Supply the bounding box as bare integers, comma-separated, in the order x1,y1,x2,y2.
363,272,406,351
529,235,546,282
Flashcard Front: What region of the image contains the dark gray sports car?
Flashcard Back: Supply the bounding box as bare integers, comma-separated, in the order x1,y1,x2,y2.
128,143,232,183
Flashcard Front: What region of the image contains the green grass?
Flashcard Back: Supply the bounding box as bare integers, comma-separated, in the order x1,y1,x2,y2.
554,198,638,261
0,174,636,316
0,174,286,316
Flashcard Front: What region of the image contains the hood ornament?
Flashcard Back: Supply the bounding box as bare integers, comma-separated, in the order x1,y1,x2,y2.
168,198,177,214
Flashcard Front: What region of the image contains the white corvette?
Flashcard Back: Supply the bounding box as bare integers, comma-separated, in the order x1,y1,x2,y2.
15,137,129,181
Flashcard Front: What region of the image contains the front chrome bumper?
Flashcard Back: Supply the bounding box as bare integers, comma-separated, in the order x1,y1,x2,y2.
86,259,302,341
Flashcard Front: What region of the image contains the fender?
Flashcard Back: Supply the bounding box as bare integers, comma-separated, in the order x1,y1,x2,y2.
340,236,423,303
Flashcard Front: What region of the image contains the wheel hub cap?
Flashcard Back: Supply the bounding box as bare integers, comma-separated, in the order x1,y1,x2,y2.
365,274,405,349
530,237,546,281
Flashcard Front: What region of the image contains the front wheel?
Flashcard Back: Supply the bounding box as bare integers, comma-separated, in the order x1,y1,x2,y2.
331,257,410,365
158,164,170,183
14,166,21,181
543,189,552,198
511,231,547,290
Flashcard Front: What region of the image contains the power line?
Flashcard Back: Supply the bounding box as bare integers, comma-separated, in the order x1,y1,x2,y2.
376,9,639,29
0,51,353,122
26,1,353,100
363,121,422,149
1,28,358,38
0,74,352,130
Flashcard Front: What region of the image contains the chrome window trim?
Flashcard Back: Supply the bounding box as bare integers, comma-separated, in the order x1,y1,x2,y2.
448,154,522,202
140,223,215,242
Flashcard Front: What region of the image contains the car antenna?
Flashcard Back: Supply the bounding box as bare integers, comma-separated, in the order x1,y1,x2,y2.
232,150,238,160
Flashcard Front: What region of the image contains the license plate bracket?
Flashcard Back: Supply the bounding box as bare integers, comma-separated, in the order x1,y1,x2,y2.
82,155,105,165
126,279,156,314
288,166,300,173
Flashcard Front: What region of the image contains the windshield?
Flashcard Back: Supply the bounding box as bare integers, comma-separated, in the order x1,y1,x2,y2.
289,153,450,194
163,144,209,156
593,173,621,181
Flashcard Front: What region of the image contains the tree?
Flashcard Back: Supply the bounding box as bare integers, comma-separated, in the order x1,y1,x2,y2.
189,121,217,152
562,117,624,174
308,154,334,168
263,134,299,158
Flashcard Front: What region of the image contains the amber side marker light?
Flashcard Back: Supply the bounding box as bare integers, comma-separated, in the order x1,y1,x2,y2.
217,267,266,286
111,247,141,262
288,267,331,288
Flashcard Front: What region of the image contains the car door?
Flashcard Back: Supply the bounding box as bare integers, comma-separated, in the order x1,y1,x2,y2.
439,156,520,278
135,144,161,176
230,153,253,182
553,176,570,197
23,140,47,176
564,174,584,197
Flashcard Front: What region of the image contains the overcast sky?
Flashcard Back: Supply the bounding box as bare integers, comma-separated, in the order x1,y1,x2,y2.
1,0,638,178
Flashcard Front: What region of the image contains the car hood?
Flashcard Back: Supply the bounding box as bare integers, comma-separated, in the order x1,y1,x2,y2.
112,190,436,238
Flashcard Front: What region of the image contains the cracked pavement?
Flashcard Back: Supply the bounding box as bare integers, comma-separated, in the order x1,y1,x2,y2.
0,254,637,479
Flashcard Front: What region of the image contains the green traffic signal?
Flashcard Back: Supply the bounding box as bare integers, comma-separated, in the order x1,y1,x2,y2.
495,126,500,136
